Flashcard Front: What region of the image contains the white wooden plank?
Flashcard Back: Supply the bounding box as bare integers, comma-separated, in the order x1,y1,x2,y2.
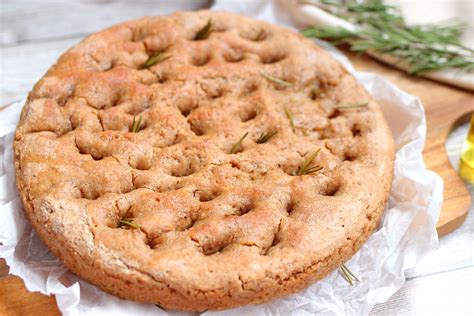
0,0,211,45
0,37,82,104
371,266,474,315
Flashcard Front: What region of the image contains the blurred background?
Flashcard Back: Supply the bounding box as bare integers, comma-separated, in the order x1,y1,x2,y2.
1,1,472,46
1,0,473,104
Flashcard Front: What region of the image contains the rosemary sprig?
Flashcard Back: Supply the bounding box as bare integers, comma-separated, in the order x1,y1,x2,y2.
230,132,249,154
257,130,278,143
261,71,293,87
284,107,296,132
336,101,369,109
141,51,170,69
296,148,323,175
119,218,141,229
130,115,142,133
195,19,213,40
301,0,474,74
339,264,360,286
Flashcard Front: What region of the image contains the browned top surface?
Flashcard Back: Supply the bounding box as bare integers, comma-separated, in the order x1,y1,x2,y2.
13,10,394,309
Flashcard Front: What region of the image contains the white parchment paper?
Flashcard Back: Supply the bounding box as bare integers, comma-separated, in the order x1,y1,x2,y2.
0,1,443,315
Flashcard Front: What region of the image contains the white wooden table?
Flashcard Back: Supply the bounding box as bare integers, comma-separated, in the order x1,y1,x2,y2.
1,1,473,315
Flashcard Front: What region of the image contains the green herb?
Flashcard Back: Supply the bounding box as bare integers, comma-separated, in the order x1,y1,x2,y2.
141,51,170,69
284,107,296,132
230,132,249,154
296,148,323,175
301,0,474,74
257,130,278,144
119,218,141,229
195,19,213,40
336,101,369,109
339,264,360,286
261,71,293,87
130,115,142,133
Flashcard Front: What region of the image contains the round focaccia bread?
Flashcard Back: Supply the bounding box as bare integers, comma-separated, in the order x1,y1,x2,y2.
13,10,394,312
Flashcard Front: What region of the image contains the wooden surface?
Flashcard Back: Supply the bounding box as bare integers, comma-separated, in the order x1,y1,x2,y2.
0,272,60,316
347,52,473,236
1,1,473,315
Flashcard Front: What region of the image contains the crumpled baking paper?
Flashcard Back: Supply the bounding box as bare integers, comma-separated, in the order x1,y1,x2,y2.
0,1,443,315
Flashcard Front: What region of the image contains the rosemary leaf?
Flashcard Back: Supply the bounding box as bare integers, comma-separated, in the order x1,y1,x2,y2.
296,148,323,175
344,265,360,281
130,115,142,133
301,25,355,42
141,51,170,69
284,107,296,132
336,101,369,109
195,19,213,40
261,71,293,87
257,130,278,144
339,264,360,286
119,218,141,229
301,165,324,175
340,265,354,286
230,132,249,154
301,0,474,74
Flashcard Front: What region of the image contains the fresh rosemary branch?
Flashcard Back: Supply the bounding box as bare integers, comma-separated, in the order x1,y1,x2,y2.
296,148,323,175
284,107,296,132
261,71,293,87
130,115,142,133
195,19,213,40
119,218,141,229
257,130,278,143
301,0,474,74
339,264,360,286
141,51,170,69
230,132,249,154
336,101,369,109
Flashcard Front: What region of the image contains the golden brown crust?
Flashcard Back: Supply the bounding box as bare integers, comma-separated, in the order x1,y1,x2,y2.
13,10,394,311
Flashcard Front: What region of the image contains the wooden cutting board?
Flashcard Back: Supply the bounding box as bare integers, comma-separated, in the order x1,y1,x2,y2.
347,52,473,237
0,51,472,315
